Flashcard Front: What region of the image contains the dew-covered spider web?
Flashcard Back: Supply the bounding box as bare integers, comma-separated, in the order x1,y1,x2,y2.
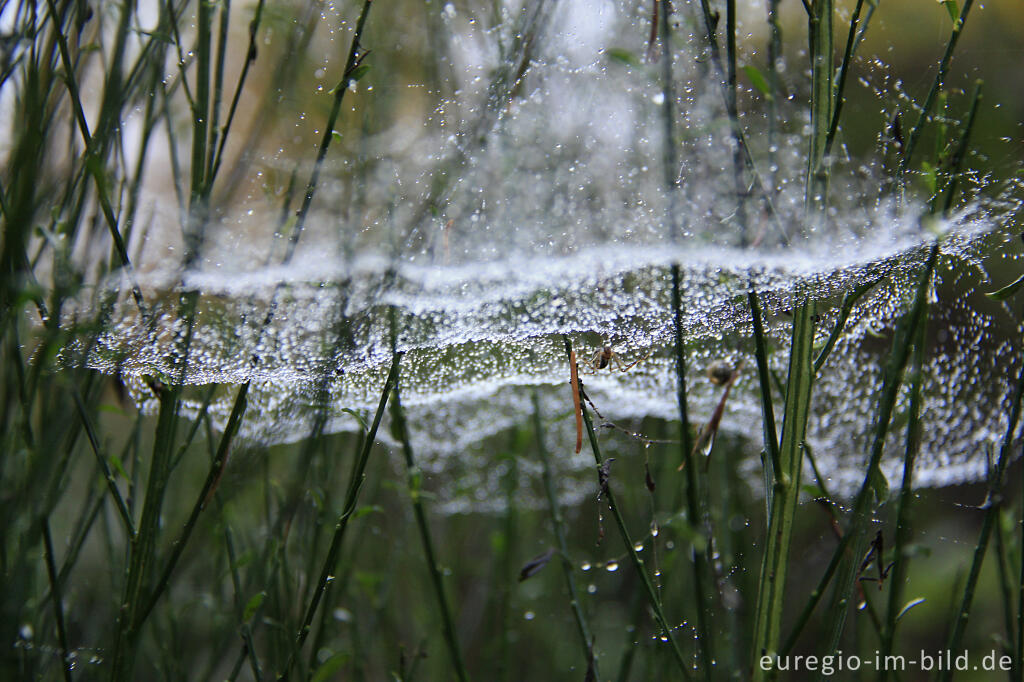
56,0,1023,512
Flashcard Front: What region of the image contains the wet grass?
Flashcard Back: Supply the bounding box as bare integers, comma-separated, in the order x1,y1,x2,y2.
1,1,1022,681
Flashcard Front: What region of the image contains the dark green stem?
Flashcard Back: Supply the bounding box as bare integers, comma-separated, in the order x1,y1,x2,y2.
531,390,597,675
748,290,782,481
939,80,982,216
879,309,927,680
42,519,73,682
279,352,400,680
899,0,975,176
821,242,939,660
938,349,1024,682
806,0,834,216
136,381,250,626
751,300,817,680
672,264,715,681
564,336,692,680
391,365,471,682
284,0,374,267
71,388,136,539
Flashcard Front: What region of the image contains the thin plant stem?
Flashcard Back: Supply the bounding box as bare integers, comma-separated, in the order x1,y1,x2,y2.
695,0,772,238
531,389,597,675
43,0,147,315
993,508,1016,681
672,264,715,681
280,352,401,680
391,364,471,682
823,0,870,161
110,387,182,682
767,0,781,182
748,290,781,480
42,519,73,682
805,0,834,215
813,278,880,374
135,381,250,626
210,0,267,183
940,80,982,216
70,388,136,539
725,0,750,244
821,241,939,660
751,300,817,680
190,0,211,206
285,0,375,267
658,0,679,242
899,0,976,177
879,308,927,680
221,510,264,682
938,352,1024,682
564,336,692,680
205,0,230,183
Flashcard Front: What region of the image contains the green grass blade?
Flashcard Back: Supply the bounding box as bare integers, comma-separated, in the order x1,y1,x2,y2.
391,366,471,682
821,241,939,660
939,350,1024,681
565,335,693,681
752,299,817,679
136,381,250,626
42,519,73,682
879,306,928,680
672,264,715,680
531,390,597,674
280,351,400,680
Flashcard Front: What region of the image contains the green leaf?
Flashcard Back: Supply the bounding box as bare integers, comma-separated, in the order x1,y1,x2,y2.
606,47,641,68
942,0,959,23
742,65,774,101
920,160,937,195
352,504,383,519
242,591,265,623
800,483,826,499
311,652,350,682
348,64,371,83
109,454,129,481
341,408,369,432
331,130,342,142
985,273,1024,301
867,463,889,504
98,403,129,417
234,550,255,569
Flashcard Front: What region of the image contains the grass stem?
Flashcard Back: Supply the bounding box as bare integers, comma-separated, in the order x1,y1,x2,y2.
751,299,817,679
280,351,401,680
391,365,471,682
938,347,1024,681
564,336,693,680
531,390,597,675
879,305,927,680
900,0,976,176
42,518,73,682
671,265,715,680
821,241,939,659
